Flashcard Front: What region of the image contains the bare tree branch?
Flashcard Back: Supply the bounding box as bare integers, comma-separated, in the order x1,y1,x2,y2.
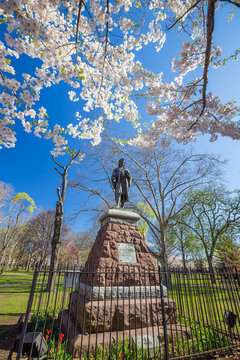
75,0,83,46
52,156,65,169
188,0,216,130
69,182,111,208
167,0,201,30
220,0,240,8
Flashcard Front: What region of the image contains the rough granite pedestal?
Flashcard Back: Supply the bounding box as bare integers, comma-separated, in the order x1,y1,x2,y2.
59,208,180,356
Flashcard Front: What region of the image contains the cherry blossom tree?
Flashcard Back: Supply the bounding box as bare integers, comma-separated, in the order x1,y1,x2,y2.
1,0,240,156
129,0,240,147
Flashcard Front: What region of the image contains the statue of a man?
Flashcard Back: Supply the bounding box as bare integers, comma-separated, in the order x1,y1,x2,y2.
111,158,132,208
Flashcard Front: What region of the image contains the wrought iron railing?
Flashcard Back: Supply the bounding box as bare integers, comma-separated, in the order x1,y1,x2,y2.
15,266,240,359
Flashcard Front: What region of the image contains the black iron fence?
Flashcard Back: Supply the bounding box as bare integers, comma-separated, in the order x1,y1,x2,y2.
15,266,240,359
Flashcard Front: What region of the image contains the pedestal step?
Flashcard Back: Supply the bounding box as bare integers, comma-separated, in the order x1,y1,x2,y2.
69,293,177,333
59,310,190,357
76,282,167,300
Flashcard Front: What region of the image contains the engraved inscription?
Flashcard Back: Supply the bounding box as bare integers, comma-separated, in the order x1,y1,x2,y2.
133,334,160,349
118,243,137,263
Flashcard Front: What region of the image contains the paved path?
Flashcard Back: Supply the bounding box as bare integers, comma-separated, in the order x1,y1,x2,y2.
0,282,31,287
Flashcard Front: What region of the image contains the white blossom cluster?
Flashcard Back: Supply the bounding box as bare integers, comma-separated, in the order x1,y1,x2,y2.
0,0,170,154
0,0,239,155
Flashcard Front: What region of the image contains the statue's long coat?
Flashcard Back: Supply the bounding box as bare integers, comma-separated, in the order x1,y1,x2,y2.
111,167,132,201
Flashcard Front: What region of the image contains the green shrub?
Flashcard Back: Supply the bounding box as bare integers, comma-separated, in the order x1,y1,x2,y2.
177,316,230,356
86,339,162,360
27,305,60,336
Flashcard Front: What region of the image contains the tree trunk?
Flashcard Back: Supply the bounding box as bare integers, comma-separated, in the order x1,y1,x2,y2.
26,254,31,272
160,231,172,288
46,150,80,291
0,246,8,267
160,253,172,289
181,244,187,272
46,199,63,291
1,262,8,273
207,254,216,284
7,250,14,269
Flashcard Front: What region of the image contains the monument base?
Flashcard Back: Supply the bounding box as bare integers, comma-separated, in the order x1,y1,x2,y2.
69,292,177,333
58,208,183,357
76,282,167,300
59,310,190,357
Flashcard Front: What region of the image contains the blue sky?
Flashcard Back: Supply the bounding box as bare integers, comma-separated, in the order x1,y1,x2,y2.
1,4,240,232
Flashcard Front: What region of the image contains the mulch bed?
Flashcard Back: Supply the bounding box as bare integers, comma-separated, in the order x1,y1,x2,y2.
0,315,23,360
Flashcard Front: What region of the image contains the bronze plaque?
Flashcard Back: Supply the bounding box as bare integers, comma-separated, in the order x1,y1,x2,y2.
118,243,137,263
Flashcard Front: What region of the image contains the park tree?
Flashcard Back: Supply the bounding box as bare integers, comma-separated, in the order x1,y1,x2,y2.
0,181,13,215
18,213,83,270
58,231,94,266
0,191,36,272
76,232,95,264
20,210,55,268
167,218,203,271
0,0,240,157
178,185,240,274
215,236,240,272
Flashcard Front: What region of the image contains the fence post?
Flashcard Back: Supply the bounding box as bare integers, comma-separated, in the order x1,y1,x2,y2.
158,266,169,360
16,263,40,360
233,267,240,303
234,267,240,287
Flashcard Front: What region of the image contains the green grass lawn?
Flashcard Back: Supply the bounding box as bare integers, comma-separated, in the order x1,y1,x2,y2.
168,273,240,335
0,271,34,285
0,270,71,327
0,271,33,325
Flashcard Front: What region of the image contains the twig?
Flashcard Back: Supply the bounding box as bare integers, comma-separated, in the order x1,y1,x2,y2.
188,0,216,130
75,0,83,60
167,0,201,30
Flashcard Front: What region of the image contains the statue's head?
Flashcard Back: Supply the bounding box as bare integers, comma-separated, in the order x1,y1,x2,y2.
118,158,125,167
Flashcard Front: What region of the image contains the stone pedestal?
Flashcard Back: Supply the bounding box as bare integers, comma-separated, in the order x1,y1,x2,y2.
80,209,159,287
59,208,178,355
70,293,177,333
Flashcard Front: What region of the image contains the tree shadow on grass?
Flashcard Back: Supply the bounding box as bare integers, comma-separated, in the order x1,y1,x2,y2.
0,289,31,294
0,318,20,354
0,313,23,317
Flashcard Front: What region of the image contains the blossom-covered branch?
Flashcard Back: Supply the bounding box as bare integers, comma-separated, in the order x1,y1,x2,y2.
0,0,240,154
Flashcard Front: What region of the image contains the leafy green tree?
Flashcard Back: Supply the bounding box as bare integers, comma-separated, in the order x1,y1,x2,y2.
167,218,203,271
0,191,36,272
178,185,240,274
215,236,240,272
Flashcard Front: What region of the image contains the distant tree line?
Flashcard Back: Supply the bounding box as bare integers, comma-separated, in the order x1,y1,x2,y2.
0,183,94,274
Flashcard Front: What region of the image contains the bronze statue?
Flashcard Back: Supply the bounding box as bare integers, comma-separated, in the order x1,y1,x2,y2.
111,158,132,208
